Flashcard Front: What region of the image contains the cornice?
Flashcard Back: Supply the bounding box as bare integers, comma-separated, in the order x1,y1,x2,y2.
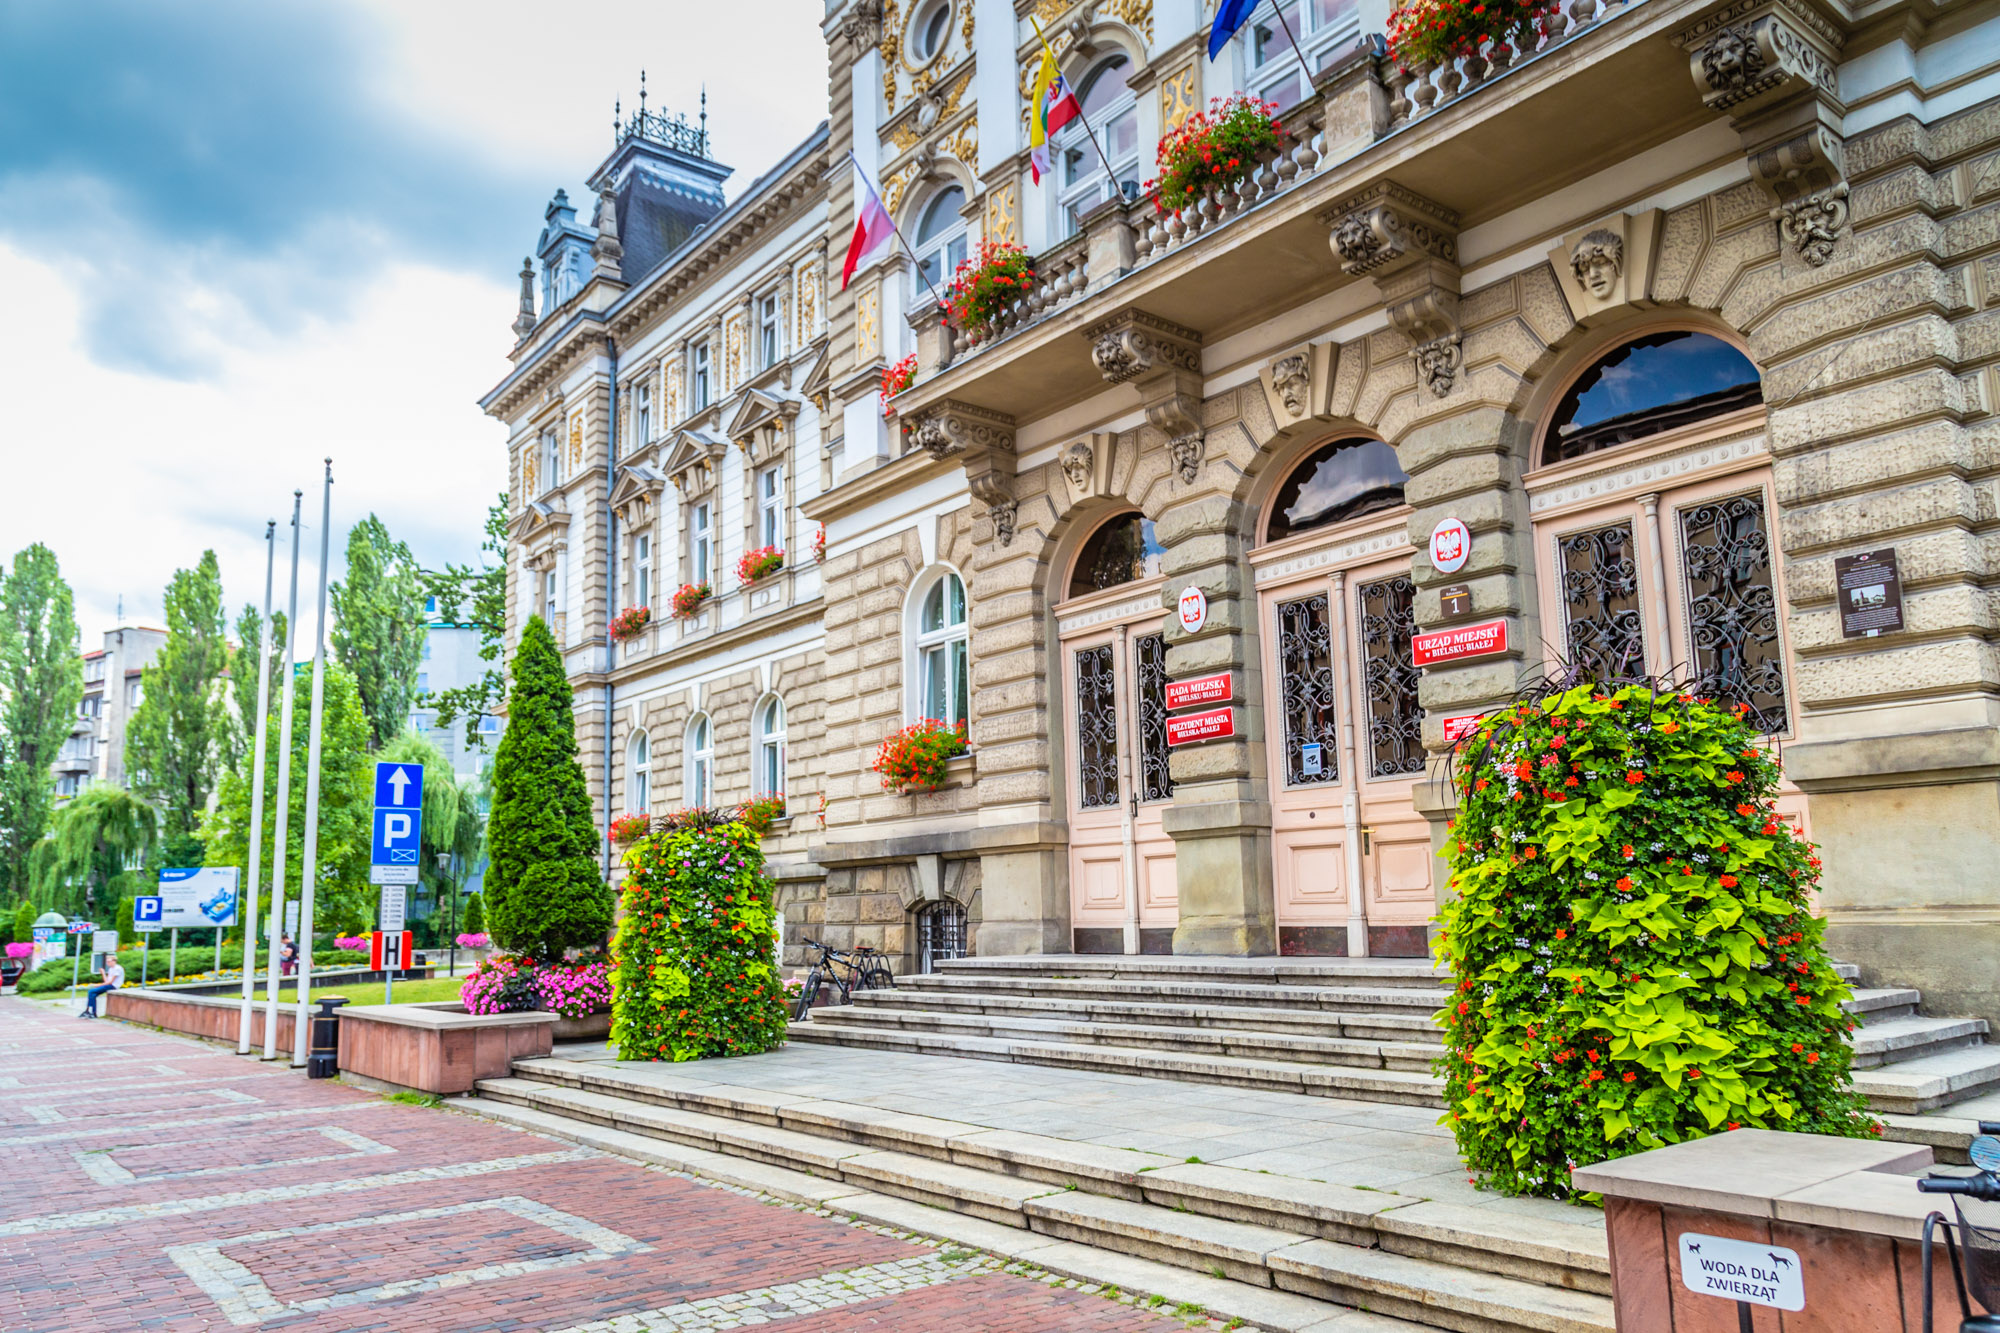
610,595,825,683
800,448,952,524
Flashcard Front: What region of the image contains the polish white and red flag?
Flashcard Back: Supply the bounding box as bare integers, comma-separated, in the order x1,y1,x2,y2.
842,153,896,290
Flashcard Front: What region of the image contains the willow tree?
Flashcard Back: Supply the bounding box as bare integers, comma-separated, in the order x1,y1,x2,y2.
30,786,157,919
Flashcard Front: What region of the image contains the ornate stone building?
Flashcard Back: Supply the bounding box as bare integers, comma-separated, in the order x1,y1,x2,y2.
482,102,833,910
493,0,2000,1030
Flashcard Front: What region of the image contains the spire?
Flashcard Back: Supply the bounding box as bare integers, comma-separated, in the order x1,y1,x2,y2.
639,69,648,121
700,86,708,153
512,257,537,339
592,180,624,280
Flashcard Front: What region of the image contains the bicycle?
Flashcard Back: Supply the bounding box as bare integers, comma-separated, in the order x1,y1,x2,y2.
792,939,895,1021
1916,1120,2000,1332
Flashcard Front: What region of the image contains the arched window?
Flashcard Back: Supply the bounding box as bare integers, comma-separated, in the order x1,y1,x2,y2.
1242,0,1362,110
1056,57,1140,238
909,569,969,725
1263,439,1407,544
685,714,713,807
912,187,969,305
910,0,952,61
1542,331,1762,465
1067,512,1165,598
755,696,786,798
628,730,652,812
914,899,968,972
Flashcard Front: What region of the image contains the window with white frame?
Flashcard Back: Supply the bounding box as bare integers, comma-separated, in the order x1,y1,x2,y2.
910,569,970,726
691,341,712,409
540,427,562,491
757,293,781,369
542,569,558,625
691,503,712,585
911,187,969,307
629,729,652,812
1240,0,1361,110
1056,57,1141,238
754,696,786,798
910,0,951,61
634,382,652,451
685,713,713,806
635,533,653,609
757,467,783,551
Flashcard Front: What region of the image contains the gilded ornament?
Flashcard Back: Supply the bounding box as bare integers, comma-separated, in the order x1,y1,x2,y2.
569,413,584,465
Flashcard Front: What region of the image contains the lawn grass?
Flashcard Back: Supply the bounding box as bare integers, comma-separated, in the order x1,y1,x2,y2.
264,977,466,1007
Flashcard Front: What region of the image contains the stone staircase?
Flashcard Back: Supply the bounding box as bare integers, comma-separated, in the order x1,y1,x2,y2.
787,955,2000,1117
459,1054,1617,1333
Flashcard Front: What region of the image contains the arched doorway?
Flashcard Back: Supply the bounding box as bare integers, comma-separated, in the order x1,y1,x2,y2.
1055,511,1177,954
1251,437,1432,956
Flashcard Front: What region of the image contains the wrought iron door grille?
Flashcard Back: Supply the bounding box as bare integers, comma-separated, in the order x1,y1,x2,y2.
1356,575,1425,776
1558,522,1647,683
916,900,967,973
1074,644,1120,809
1135,632,1173,802
1679,492,1788,733
1275,594,1339,785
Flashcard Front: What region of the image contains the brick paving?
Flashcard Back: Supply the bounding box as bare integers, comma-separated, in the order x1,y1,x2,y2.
0,998,1216,1332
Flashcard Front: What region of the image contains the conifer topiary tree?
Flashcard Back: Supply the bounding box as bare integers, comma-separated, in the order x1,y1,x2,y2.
462,891,485,937
1436,682,1877,1200
484,616,611,962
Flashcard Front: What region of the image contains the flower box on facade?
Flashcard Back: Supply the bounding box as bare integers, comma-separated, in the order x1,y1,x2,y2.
670,582,711,620
609,605,653,642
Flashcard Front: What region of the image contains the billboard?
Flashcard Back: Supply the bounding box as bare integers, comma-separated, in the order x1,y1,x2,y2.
156,867,240,928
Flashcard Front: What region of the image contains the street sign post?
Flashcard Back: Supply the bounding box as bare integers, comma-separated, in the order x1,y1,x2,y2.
133,896,164,932
377,884,408,1002
370,761,425,887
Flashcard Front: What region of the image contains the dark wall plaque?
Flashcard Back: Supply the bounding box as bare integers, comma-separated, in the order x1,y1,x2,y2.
1439,583,1472,618
1834,549,1904,639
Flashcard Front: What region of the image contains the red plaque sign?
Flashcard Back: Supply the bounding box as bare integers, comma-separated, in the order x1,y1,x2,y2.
1165,672,1233,710
1411,618,1508,667
1166,707,1235,747
1441,713,1487,744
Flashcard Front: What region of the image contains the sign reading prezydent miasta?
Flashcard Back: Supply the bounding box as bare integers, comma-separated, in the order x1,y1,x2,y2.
1411,618,1508,667
1166,707,1235,747
1164,672,1233,710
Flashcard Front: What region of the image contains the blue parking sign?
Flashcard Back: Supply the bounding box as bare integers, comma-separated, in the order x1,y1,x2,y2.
373,807,422,865
374,762,423,811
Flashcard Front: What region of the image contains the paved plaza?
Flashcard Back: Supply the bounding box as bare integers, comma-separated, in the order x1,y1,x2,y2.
0,997,1216,1332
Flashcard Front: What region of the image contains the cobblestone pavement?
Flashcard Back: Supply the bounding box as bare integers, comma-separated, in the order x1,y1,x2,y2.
0,998,1212,1332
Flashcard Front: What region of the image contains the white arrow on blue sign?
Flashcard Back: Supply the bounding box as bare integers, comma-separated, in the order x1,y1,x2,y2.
370,761,425,884
374,763,423,810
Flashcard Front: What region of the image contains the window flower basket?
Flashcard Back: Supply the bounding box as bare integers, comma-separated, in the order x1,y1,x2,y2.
873,718,969,794
737,546,785,586
609,605,652,642
1147,95,1286,216
880,354,917,418
670,582,711,619
1387,0,1559,70
945,240,1034,339
609,812,651,844
736,794,786,833
812,523,827,564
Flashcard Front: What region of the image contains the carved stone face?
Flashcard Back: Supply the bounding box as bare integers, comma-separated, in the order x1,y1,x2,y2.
1569,229,1625,300
1061,441,1094,492
1779,189,1848,267
1333,217,1379,264
1272,355,1311,416
1414,335,1462,399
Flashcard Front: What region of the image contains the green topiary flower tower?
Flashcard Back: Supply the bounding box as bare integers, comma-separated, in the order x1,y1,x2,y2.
484,615,612,963
611,814,788,1061
1435,682,1878,1200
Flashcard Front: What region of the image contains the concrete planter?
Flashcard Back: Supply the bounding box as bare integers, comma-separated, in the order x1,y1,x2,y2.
552,1011,611,1041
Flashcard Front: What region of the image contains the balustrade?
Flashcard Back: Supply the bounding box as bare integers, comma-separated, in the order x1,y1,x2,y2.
1384,0,1633,130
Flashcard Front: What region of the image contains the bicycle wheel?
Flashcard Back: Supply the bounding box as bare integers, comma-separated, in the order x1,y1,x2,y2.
793,968,822,1021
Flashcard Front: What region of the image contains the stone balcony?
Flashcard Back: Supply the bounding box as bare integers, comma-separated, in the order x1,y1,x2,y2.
893,0,1713,423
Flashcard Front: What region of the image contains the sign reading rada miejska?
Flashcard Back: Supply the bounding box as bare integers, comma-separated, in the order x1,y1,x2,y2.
1164,672,1233,710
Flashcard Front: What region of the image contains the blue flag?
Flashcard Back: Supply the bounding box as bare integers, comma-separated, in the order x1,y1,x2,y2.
1207,0,1259,60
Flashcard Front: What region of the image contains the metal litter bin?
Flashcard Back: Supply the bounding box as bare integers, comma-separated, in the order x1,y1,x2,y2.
307,995,348,1078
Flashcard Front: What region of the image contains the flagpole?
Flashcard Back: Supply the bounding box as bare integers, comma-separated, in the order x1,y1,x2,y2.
849,151,951,312
236,520,276,1055
262,492,302,1061
1030,18,1125,193
292,458,333,1067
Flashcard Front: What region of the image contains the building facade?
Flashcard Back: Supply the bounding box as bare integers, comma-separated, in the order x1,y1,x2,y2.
54,625,168,800
498,0,2000,1025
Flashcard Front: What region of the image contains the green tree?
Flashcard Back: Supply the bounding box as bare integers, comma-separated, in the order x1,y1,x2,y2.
203,662,374,942
484,616,609,962
462,890,485,936
126,551,232,842
227,604,288,766
0,544,84,897
421,493,508,750
331,515,427,751
27,785,158,919
11,898,33,944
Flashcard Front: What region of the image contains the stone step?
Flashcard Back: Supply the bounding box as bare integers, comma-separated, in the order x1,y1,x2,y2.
784,1019,1449,1106
467,1074,1611,1331
1848,1044,2000,1115
851,987,1446,1044
805,1006,1443,1071
900,972,1450,1017
1833,962,1861,981
935,954,1447,990
1842,987,1922,1021
1848,1014,1990,1068
498,1058,1607,1295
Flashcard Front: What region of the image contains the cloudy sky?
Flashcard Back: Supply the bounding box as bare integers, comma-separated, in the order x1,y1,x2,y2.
0,0,827,641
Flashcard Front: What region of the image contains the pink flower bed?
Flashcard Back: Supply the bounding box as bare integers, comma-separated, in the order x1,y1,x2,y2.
455,932,490,949
335,936,369,952
459,955,611,1020
4,942,33,960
